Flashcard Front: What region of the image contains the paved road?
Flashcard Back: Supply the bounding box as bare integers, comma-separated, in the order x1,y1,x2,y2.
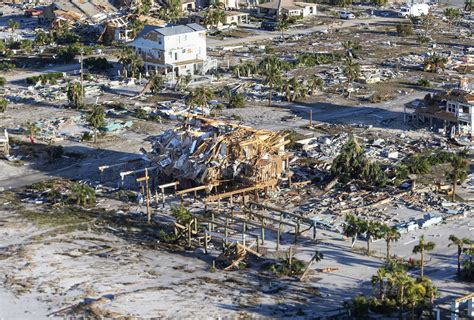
4,63,81,84
0,148,143,190
207,16,401,49
4,55,118,84
279,90,428,125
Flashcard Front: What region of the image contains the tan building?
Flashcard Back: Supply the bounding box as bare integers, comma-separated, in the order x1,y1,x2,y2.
257,0,317,18
188,10,249,28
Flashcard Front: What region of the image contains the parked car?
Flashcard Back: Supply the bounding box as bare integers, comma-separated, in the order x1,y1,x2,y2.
339,11,355,19
261,20,278,31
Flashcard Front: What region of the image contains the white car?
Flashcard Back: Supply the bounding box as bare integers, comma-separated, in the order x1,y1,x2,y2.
339,11,355,19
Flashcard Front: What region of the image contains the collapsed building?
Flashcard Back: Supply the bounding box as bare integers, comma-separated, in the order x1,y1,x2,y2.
405,77,474,140
146,115,292,188
39,0,118,26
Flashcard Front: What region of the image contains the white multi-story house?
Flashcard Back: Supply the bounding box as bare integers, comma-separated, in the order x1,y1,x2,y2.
130,23,208,78
445,89,474,136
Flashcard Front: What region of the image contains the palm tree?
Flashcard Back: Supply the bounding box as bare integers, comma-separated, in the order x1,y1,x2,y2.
187,87,213,115
406,154,431,175
371,267,388,300
258,55,285,74
7,19,19,35
364,221,384,255
445,8,461,26
117,47,143,78
308,75,324,96
423,54,448,73
0,98,7,113
406,280,427,318
331,136,364,182
417,275,438,311
205,9,226,29
242,61,257,77
288,77,299,102
343,214,364,248
447,154,469,202
129,18,145,39
150,74,164,95
25,122,38,144
465,0,473,11
342,58,360,97
342,40,361,59
277,15,289,39
412,235,436,278
448,235,471,277
86,105,106,144
383,225,401,261
228,92,245,109
262,65,282,108
69,183,96,206
159,0,183,24
34,30,51,46
66,82,84,109
395,273,413,318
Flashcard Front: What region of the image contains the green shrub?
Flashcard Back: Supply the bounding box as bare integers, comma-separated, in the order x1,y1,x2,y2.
417,79,431,88
396,23,414,37
171,205,193,225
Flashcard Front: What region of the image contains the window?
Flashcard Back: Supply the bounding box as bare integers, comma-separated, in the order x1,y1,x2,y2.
158,37,162,44
137,48,142,54
182,49,185,53
447,103,456,113
175,52,178,60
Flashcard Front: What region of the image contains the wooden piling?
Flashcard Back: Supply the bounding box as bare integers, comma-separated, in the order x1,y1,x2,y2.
145,168,151,223
187,222,192,247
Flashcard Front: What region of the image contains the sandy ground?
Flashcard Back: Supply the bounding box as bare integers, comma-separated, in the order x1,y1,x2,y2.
0,204,334,319
0,189,472,319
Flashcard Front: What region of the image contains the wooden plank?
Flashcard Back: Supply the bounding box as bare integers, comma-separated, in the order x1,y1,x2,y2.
249,201,313,225
205,180,277,202
158,181,180,189
176,184,218,196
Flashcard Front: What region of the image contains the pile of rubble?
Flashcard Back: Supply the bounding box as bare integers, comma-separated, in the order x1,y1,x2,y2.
146,115,291,186
28,115,132,142
295,133,445,167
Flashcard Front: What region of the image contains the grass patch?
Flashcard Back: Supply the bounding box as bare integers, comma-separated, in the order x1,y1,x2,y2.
19,206,95,227
0,191,23,210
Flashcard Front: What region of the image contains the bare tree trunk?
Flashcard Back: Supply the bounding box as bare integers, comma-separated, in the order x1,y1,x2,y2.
452,179,456,202
94,128,97,144
268,84,272,107
387,240,391,260
457,247,461,276
351,233,357,248
420,250,424,278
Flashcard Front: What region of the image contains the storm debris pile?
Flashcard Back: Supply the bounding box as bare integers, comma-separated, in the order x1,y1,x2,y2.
148,116,291,186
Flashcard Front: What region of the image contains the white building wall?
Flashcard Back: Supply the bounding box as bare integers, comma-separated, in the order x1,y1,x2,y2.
162,31,207,65
130,28,208,76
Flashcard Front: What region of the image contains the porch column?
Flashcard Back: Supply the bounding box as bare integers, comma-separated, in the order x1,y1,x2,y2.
451,301,459,320
468,297,474,317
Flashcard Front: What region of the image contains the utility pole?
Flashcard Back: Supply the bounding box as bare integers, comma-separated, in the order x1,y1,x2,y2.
80,48,84,105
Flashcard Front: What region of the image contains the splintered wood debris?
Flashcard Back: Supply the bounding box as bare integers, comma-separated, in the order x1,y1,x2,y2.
146,115,292,186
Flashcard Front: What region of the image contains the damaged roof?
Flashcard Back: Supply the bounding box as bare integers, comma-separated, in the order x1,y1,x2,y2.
445,89,474,104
